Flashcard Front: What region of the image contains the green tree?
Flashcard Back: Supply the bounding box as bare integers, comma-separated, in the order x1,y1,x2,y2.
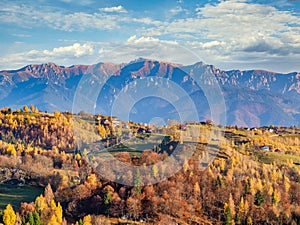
236,213,241,225
224,203,233,225
3,204,16,225
104,188,112,205
27,212,34,225
254,190,264,206
33,211,41,225
21,216,26,225
271,190,280,205
245,178,250,194
134,169,142,196
104,188,112,215
216,175,222,187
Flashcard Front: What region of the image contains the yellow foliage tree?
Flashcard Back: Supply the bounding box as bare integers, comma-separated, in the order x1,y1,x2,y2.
254,178,263,191
55,202,63,224
271,170,279,182
50,199,57,211
247,216,253,225
152,164,158,178
239,196,245,214
23,105,29,113
283,175,290,193
267,184,274,196
35,194,47,211
6,143,16,156
54,110,60,118
86,174,97,186
97,125,107,138
244,199,250,215
30,104,35,113
183,159,189,172
272,189,281,205
83,215,92,225
47,200,63,224
219,158,225,171
75,153,81,161
194,182,201,195
3,204,16,225
228,193,236,217
47,214,60,225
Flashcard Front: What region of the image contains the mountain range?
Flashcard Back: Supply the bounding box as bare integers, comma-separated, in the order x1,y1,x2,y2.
0,58,299,127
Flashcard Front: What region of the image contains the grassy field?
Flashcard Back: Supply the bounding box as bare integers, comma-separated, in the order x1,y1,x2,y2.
0,183,43,210
254,151,300,165
88,134,167,158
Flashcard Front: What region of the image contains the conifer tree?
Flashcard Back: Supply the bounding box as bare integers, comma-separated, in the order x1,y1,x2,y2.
27,212,34,225
33,211,42,225
104,188,112,214
254,190,264,206
134,169,142,196
224,203,233,225
217,175,222,187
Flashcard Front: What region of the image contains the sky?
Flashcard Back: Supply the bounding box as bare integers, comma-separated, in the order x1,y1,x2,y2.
1,0,300,73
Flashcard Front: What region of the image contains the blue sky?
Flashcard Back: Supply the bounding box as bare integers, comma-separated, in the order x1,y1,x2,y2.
1,0,300,73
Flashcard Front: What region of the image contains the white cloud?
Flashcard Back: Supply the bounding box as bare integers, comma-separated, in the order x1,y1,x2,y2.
173,33,198,40
59,0,94,4
99,5,127,13
94,36,198,65
130,17,162,26
143,0,300,70
1,36,300,73
1,0,300,72
0,2,158,32
0,38,195,70
169,6,186,16
126,35,178,45
12,33,31,38
43,43,94,57
55,12,119,31
202,41,226,49
0,43,96,69
0,3,118,31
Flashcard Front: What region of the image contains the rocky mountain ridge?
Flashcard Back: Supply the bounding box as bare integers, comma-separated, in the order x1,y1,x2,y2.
0,59,299,126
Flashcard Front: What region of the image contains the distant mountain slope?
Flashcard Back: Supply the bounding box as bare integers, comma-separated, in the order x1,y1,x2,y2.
0,59,299,126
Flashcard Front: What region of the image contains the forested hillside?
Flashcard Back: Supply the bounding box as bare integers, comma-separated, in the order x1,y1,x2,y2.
0,107,299,224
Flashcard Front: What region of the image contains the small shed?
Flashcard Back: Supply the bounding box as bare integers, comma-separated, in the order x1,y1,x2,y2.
260,146,270,151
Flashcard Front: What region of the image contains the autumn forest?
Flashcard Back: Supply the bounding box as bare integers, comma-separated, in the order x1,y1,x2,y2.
0,106,299,225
